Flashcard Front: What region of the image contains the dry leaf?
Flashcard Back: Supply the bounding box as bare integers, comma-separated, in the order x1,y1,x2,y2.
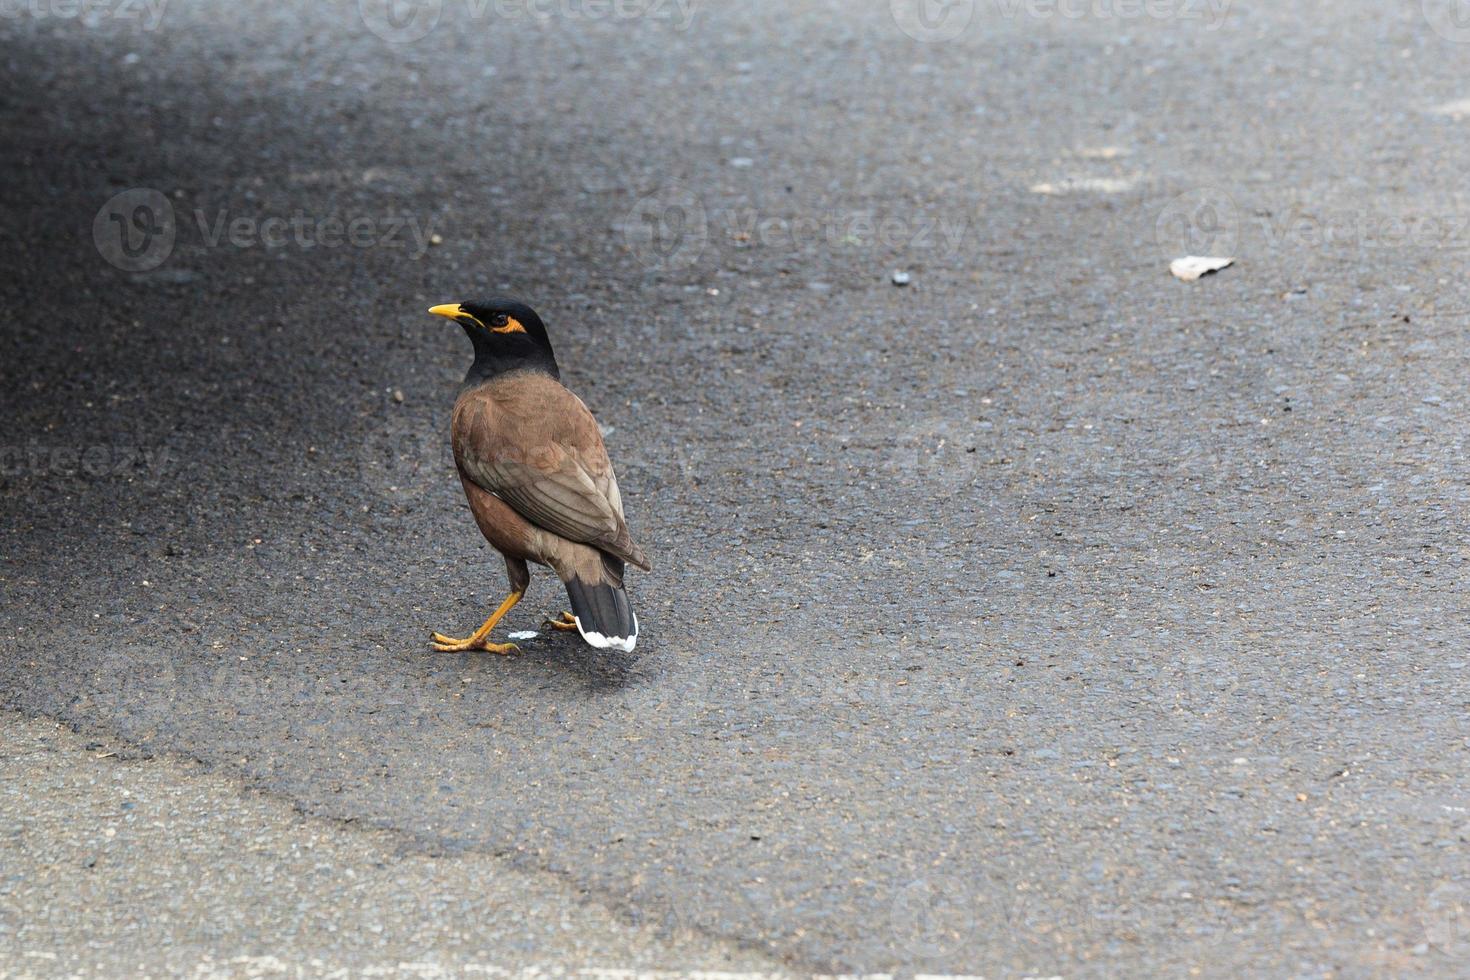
1170,256,1234,281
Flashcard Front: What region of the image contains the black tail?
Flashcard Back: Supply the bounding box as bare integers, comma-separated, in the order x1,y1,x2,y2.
563,554,638,652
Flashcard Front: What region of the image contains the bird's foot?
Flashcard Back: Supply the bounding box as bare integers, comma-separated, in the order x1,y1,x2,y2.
427,589,526,654
543,611,580,632
428,631,520,655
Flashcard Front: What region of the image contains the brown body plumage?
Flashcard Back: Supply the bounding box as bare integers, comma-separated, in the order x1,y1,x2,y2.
426,299,648,654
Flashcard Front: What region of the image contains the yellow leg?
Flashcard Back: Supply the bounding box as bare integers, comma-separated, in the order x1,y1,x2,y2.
430,590,524,653
543,611,579,632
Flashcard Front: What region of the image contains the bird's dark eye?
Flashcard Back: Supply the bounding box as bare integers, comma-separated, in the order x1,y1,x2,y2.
490,314,509,328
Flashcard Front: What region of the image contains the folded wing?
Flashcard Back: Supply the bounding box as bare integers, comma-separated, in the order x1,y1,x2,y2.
452,380,651,571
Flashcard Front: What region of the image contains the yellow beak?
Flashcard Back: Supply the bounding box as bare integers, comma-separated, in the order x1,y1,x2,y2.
428,303,463,320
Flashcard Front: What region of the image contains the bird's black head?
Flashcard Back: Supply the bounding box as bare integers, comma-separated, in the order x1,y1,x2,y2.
428,296,558,383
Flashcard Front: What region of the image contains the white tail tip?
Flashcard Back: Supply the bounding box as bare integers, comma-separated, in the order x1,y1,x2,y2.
573,613,638,653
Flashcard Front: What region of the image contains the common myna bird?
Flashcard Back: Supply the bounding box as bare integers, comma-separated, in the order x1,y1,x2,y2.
426,298,649,654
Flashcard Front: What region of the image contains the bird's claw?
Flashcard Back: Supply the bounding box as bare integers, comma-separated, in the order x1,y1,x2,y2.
542,611,580,632
427,632,520,655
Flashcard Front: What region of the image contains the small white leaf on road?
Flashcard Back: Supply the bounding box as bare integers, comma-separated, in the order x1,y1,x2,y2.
1030,176,1137,195
1428,98,1470,117
1170,256,1235,281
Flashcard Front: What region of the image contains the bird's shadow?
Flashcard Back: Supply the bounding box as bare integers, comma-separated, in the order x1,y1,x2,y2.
410,628,645,698
527,634,642,690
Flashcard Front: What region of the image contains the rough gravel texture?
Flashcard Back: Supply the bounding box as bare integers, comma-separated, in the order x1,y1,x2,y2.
0,711,787,977
2,1,1470,977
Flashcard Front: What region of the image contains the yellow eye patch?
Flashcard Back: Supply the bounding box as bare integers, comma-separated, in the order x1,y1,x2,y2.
493,316,527,334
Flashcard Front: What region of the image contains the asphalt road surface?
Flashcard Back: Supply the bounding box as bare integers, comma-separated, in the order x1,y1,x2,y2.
0,711,790,977
3,1,1470,976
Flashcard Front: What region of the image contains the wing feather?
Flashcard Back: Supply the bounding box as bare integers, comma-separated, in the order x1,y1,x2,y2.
452,378,650,570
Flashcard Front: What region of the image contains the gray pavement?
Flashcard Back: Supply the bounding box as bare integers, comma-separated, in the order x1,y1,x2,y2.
2,0,1470,976
0,711,787,978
